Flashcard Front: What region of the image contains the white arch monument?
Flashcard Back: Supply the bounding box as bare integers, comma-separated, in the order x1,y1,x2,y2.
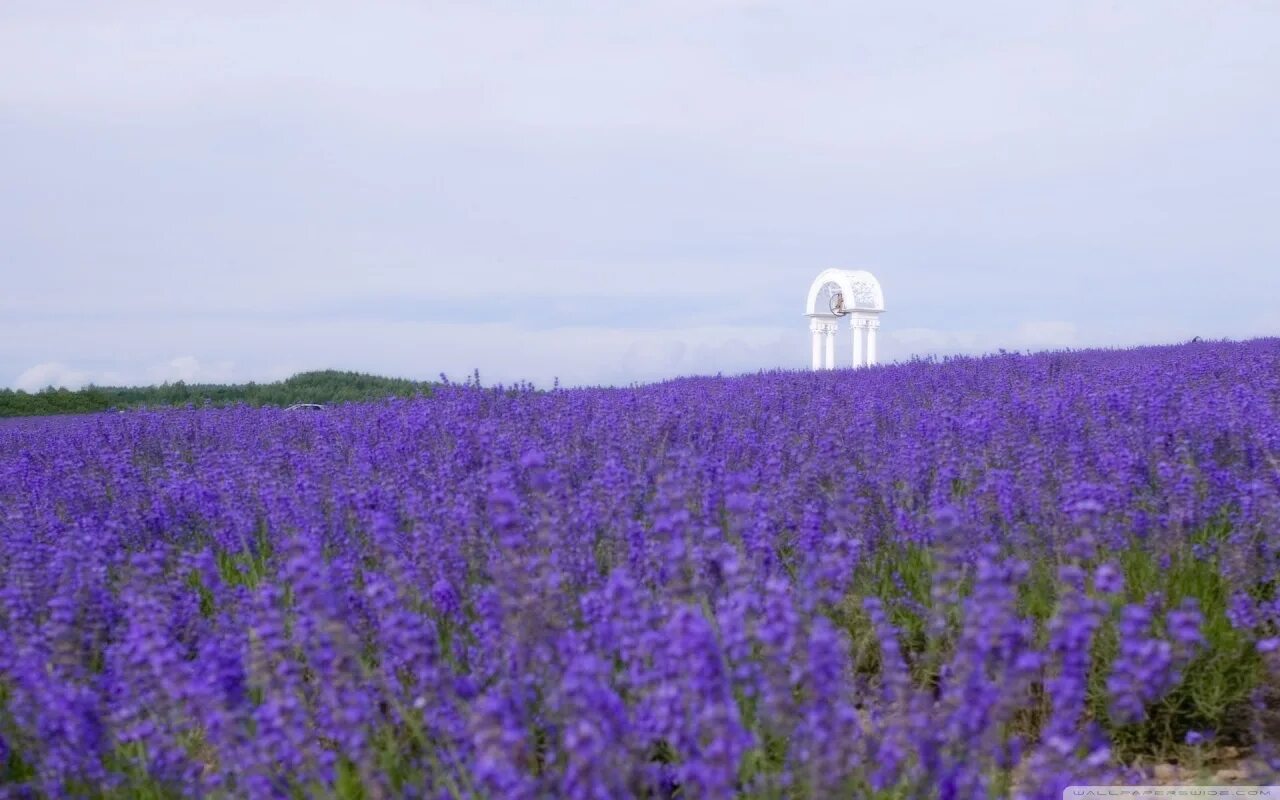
804,269,885,370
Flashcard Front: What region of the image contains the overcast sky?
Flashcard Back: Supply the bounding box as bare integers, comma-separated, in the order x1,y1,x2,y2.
3,1,1278,389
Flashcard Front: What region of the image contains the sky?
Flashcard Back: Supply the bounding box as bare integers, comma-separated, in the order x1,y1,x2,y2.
3,1,1278,389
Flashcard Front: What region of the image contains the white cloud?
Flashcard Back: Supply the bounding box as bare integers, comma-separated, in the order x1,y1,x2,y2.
888,328,983,355
147,356,237,385
885,321,1084,359
617,340,689,382
14,362,90,391
1011,321,1079,349
12,356,240,392
1,2,1277,386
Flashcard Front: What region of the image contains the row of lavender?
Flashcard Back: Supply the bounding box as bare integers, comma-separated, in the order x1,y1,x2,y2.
2,340,1279,797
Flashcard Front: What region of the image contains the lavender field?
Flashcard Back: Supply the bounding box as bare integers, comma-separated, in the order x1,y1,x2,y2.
3,340,1280,798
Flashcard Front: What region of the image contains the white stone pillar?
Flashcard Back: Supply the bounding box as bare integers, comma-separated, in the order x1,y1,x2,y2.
808,316,829,368
866,320,879,366
824,325,835,370
851,320,864,368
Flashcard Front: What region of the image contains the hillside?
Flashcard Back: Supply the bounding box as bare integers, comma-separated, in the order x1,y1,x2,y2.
0,370,432,417
2,339,1279,795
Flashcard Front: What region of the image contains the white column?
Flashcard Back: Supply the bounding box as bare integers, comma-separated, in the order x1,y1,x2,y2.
824,325,835,369
866,321,879,366
851,321,864,368
810,322,823,371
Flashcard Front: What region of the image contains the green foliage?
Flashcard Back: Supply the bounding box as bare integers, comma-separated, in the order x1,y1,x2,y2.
835,530,1271,764
1100,539,1264,760
215,522,276,590
0,370,434,417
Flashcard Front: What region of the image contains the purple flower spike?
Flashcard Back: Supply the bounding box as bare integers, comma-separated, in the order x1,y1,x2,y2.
1093,562,1124,595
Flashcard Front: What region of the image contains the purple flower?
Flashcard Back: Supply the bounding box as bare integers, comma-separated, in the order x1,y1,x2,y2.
1167,599,1206,650
1,338,1279,793
1093,562,1124,595
1228,592,1260,630
1185,730,1213,745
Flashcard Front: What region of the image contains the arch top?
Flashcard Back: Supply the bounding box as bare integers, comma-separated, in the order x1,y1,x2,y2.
804,269,885,316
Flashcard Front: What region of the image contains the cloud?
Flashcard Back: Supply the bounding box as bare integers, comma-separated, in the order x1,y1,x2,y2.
618,340,689,382
147,356,237,385
12,356,239,392
0,3,1277,387
883,321,1079,359
888,328,983,355
14,362,91,392
1011,321,1078,349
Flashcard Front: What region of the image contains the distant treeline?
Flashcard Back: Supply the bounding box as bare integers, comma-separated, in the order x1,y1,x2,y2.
0,370,434,417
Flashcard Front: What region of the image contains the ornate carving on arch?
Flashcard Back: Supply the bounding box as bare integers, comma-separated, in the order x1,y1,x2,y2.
847,279,880,309
804,269,884,316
